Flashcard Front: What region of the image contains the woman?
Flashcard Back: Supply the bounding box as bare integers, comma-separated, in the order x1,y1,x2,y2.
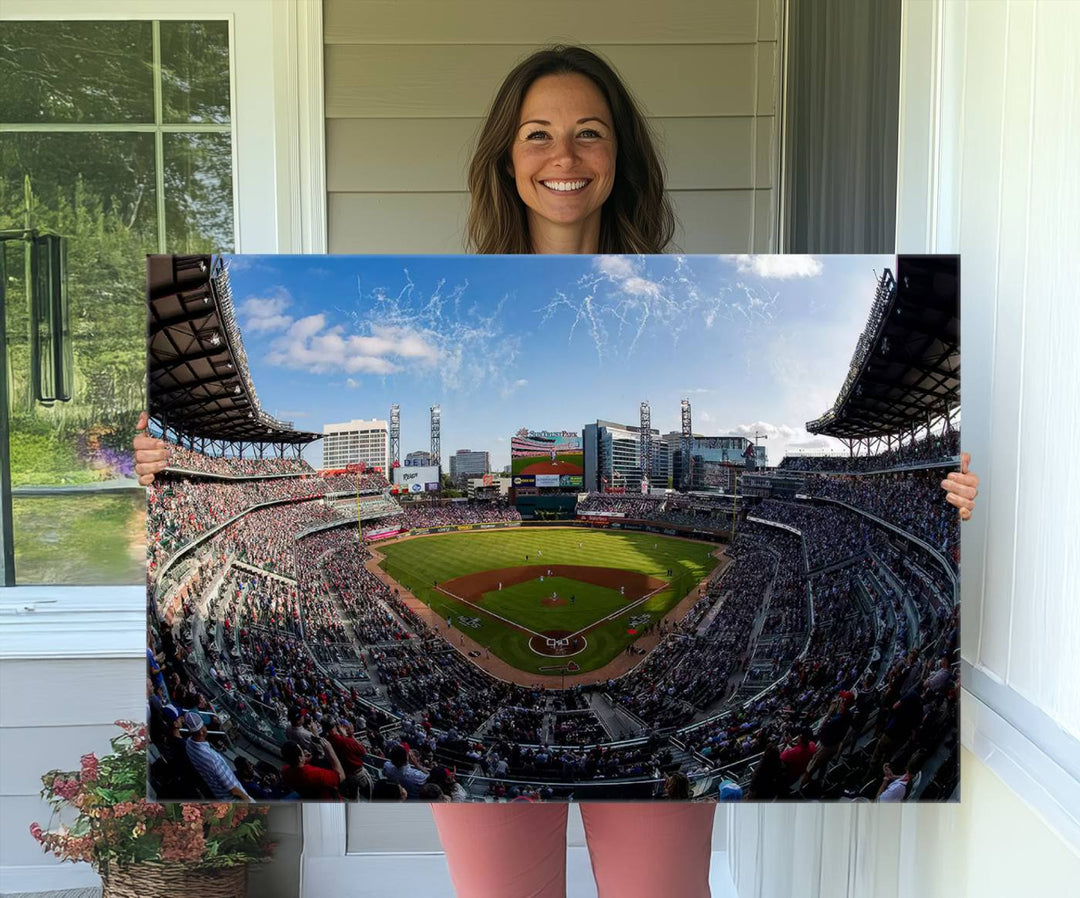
136,44,980,898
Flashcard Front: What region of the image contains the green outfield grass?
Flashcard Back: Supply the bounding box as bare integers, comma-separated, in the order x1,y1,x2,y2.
377,528,718,675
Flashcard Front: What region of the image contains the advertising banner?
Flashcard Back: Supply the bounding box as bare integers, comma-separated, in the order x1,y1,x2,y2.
512,474,536,487
559,474,584,488
534,473,560,488
366,527,406,541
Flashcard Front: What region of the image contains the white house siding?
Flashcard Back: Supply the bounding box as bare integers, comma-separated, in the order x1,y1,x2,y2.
323,0,782,253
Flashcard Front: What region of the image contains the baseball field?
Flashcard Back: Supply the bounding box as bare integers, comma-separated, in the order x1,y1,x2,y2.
376,527,718,675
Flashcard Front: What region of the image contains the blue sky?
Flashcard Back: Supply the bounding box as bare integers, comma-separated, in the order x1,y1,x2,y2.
222,254,895,470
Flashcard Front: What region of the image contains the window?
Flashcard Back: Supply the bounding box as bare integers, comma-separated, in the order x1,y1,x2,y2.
1,19,234,584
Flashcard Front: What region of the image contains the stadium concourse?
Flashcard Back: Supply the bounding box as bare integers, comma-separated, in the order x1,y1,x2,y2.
147,254,961,804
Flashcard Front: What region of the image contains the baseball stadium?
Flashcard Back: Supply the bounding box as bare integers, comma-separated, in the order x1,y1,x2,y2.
147,254,961,805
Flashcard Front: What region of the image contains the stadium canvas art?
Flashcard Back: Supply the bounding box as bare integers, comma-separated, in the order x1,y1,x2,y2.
146,253,961,804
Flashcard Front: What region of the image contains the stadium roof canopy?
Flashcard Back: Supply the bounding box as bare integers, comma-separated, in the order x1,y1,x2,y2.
807,256,959,441
147,254,320,448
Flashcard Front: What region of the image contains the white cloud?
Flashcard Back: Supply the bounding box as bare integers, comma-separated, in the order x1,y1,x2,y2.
239,290,294,333
345,378,359,389
542,256,779,360
682,388,713,395
265,316,440,377
594,256,638,279
729,255,823,279
730,420,846,466
621,276,663,298
500,378,530,398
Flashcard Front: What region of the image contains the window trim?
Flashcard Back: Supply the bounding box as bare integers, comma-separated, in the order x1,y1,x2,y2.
961,672,1080,854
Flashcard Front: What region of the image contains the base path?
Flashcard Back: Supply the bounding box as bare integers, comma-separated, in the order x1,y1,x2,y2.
363,542,732,688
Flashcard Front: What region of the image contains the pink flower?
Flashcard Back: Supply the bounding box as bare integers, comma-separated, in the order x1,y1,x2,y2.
80,753,100,782
160,821,206,863
29,822,44,843
181,805,202,824
52,778,80,801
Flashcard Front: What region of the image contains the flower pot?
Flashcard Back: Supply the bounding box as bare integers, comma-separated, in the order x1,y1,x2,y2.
101,862,247,898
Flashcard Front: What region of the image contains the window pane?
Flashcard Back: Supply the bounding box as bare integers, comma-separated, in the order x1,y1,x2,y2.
0,22,235,586
12,493,145,585
160,21,232,125
164,132,235,253
2,132,153,584
0,21,154,124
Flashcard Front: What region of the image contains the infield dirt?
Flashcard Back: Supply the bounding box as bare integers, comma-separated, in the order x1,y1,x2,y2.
364,535,731,687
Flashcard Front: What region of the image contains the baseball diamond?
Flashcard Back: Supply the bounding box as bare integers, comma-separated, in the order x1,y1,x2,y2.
374,528,718,676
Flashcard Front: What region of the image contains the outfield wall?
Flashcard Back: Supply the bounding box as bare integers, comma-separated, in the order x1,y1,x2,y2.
407,520,522,536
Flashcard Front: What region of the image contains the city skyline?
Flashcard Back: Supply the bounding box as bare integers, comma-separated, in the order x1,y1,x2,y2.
223,253,895,470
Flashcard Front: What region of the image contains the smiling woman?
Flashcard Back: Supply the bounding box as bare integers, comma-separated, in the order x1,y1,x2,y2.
466,46,674,255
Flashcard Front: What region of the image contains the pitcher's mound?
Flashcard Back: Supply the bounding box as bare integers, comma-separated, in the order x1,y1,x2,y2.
541,595,569,607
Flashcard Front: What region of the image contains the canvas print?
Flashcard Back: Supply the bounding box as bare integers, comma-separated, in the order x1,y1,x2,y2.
145,253,960,803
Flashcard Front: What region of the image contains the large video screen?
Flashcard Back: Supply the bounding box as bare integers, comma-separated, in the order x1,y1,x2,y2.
510,429,584,478
392,464,440,493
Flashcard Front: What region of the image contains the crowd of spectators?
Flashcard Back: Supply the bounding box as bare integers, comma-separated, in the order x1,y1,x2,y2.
777,429,960,474
164,442,315,477
751,500,873,569
803,470,958,563
576,493,665,517
401,501,522,528
551,711,609,746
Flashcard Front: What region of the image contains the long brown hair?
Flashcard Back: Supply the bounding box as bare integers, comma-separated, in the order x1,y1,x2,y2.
467,46,675,254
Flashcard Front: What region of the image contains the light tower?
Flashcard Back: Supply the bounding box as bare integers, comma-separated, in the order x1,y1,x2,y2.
639,401,651,492
680,398,693,491
430,404,441,469
389,404,400,466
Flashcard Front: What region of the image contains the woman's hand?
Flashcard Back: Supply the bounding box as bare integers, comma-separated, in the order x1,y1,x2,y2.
134,411,170,486
941,451,979,521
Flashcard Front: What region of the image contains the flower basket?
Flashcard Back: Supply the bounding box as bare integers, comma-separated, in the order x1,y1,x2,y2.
31,721,274,890
101,862,246,898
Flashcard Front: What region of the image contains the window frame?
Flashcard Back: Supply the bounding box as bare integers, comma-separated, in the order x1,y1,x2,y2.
0,1,325,623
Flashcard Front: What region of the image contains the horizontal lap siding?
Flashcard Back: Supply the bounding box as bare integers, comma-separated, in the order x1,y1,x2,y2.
324,0,781,253
0,656,143,868
324,1,761,45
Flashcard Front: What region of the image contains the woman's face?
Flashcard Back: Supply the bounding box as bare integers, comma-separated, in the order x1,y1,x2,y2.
509,73,616,240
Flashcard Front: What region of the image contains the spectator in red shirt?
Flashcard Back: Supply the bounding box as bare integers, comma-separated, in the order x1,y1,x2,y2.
281,737,345,800
324,719,368,774
780,729,817,780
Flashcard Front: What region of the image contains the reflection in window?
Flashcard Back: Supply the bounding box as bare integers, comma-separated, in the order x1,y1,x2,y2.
0,19,234,584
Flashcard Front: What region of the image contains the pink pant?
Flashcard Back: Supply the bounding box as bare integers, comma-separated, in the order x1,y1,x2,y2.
431,802,716,898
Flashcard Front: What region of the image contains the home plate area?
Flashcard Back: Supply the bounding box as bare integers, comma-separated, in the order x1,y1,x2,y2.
436,564,666,659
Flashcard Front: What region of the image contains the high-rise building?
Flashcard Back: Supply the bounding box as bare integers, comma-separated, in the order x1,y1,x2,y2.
449,449,489,480
664,434,766,492
582,420,665,492
321,419,389,470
